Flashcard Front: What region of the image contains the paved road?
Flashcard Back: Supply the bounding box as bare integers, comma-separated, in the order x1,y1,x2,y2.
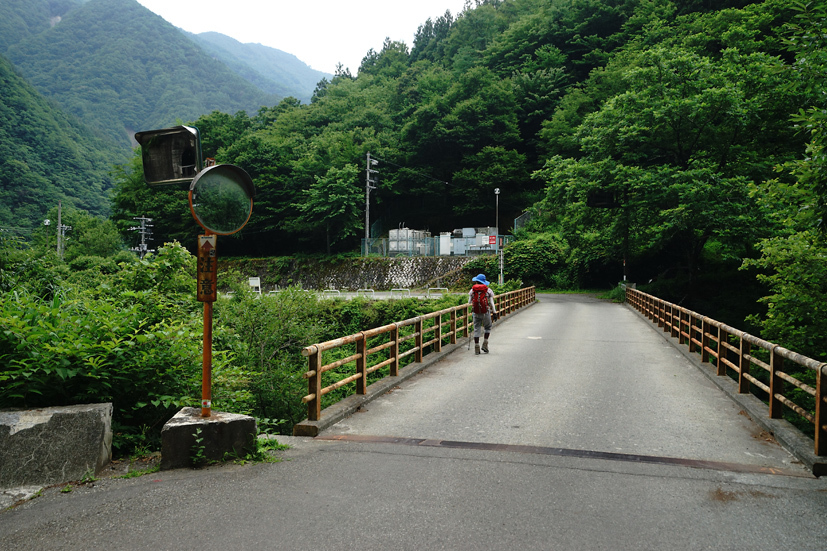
2,294,826,550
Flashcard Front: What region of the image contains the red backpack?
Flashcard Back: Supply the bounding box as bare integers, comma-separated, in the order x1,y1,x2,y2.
471,283,489,314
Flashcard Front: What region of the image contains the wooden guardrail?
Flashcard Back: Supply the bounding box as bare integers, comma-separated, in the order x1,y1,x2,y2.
626,287,826,457
300,287,536,421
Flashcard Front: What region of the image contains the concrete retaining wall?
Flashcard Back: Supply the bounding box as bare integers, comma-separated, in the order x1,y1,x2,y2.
0,403,113,489
220,256,477,292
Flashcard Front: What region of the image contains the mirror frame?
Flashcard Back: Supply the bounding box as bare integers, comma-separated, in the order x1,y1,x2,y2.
188,164,255,236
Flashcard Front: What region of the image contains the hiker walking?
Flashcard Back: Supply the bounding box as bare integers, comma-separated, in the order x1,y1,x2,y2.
469,273,498,355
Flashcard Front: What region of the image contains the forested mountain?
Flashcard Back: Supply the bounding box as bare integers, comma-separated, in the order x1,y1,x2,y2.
0,53,124,230
0,0,330,234
0,0,85,52
190,32,330,104
4,0,278,147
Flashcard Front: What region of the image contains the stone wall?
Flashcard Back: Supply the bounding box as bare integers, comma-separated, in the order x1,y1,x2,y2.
0,403,112,489
220,256,479,292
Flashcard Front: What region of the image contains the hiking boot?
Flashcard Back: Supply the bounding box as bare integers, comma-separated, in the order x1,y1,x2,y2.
475,344,480,355
482,341,489,353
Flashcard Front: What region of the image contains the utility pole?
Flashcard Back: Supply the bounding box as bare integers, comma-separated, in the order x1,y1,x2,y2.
365,152,378,256
130,216,155,259
56,201,71,260
57,201,61,257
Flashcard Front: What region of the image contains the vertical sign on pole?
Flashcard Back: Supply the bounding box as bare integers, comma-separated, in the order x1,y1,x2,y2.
197,235,217,302
197,234,217,416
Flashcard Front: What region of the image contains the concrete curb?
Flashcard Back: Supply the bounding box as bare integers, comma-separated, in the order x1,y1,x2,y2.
626,303,826,477
293,300,537,437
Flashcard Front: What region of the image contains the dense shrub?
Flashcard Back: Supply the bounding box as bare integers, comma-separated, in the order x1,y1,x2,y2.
0,242,203,455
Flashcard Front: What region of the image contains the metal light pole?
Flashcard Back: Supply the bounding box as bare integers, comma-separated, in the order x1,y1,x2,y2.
495,188,503,285
494,188,500,234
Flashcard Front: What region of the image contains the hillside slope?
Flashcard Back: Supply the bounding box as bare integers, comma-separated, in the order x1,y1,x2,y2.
0,54,125,232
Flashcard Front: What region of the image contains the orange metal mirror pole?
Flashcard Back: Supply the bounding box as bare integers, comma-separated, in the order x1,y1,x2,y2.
202,299,213,417
196,231,218,417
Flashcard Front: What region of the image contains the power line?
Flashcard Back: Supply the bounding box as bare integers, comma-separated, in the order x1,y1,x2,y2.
368,154,452,187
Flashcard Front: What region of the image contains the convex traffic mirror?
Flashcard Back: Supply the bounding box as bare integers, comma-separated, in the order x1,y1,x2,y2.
188,164,255,235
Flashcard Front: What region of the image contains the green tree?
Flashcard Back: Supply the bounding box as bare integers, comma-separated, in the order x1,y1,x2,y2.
290,164,362,254
743,1,827,359
536,43,801,289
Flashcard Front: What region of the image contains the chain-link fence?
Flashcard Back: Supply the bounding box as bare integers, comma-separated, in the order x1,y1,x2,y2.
362,235,514,257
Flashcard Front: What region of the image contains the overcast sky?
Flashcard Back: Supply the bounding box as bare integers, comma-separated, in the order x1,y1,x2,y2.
135,0,470,74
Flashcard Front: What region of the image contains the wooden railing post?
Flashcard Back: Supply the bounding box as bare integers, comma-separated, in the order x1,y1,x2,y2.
435,312,442,352
816,363,826,456
701,318,711,363
717,328,729,376
415,317,423,362
390,324,399,376
769,346,784,419
657,299,666,328
356,332,366,395
739,339,751,394
688,314,697,353
450,308,457,345
670,305,679,339
678,310,687,346
307,347,321,421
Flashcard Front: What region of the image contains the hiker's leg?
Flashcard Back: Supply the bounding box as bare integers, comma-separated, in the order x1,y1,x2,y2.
481,313,492,353
473,314,483,354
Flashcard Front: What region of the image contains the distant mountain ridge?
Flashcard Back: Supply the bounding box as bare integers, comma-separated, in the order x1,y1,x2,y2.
190,32,329,104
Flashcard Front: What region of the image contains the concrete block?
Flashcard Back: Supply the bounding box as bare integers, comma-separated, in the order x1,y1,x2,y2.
0,403,113,489
161,408,257,470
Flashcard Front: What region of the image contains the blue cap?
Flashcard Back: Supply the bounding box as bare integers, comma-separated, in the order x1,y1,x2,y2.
472,274,489,285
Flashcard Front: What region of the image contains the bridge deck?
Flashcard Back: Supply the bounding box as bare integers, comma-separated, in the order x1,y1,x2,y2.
322,293,803,473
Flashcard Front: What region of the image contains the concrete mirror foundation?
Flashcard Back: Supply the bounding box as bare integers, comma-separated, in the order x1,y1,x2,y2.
160,407,257,470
